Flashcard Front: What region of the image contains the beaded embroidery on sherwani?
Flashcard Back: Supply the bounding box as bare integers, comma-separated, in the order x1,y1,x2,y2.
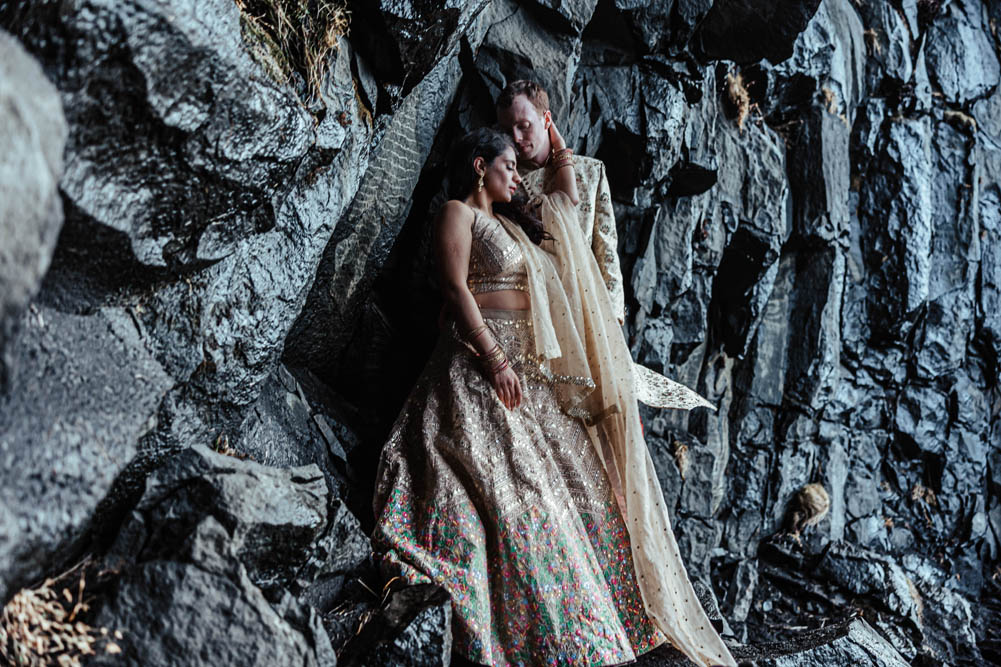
373,312,665,666
519,156,625,322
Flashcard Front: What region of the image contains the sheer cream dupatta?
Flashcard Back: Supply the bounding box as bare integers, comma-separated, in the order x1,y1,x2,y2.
497,193,736,667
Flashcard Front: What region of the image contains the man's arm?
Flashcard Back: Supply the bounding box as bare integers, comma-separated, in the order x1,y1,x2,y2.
591,163,625,323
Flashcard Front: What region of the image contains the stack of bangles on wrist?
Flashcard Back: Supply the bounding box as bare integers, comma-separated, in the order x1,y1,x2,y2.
480,344,509,374
550,147,574,171
467,324,509,374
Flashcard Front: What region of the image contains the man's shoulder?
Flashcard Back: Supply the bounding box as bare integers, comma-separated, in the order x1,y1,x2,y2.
573,155,605,199
574,154,604,171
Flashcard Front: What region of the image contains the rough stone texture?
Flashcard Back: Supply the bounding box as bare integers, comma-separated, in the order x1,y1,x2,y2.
234,363,351,500
349,0,491,100
335,583,452,667
365,597,452,667
301,498,372,612
925,0,1000,105
105,446,328,592
0,29,66,389
0,306,172,601
473,0,589,118
92,519,336,667
753,618,908,667
90,447,343,665
2,0,372,456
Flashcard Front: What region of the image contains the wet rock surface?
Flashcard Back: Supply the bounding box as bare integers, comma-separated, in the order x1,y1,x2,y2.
90,447,350,665
92,527,337,667
0,306,172,601
105,446,329,592
0,29,66,389
1,0,999,663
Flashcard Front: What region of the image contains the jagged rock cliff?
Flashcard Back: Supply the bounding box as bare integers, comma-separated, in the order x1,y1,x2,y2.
1,0,998,664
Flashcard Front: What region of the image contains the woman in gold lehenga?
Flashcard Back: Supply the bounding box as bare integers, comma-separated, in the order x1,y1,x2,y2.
372,125,736,667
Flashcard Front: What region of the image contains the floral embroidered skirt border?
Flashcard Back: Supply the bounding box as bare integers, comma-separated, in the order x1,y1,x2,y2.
373,309,666,666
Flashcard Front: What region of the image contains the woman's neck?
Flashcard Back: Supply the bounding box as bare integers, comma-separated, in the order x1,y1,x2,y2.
464,191,495,216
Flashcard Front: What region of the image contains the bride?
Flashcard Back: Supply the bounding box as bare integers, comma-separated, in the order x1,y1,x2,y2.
372,124,736,667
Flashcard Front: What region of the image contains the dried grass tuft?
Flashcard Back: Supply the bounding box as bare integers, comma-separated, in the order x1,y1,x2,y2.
672,441,690,481
788,482,830,542
725,70,751,131
213,433,250,460
910,482,937,506
906,577,924,625
944,109,977,132
0,560,121,666
234,0,350,103
863,28,882,56
821,86,850,128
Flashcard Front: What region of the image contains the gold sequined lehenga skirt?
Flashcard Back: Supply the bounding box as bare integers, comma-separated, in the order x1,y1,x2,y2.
373,309,666,667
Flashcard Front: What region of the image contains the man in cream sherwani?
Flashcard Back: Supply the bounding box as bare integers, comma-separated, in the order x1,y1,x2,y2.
496,80,625,324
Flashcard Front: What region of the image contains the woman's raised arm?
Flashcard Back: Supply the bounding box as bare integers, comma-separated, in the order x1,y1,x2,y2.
546,117,579,206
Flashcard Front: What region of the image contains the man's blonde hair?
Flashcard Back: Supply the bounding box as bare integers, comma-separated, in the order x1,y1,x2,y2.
496,80,550,115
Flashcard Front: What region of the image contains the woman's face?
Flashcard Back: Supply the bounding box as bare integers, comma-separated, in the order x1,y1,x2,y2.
478,146,521,203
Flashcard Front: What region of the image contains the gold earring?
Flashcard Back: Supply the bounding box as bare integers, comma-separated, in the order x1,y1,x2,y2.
477,173,484,192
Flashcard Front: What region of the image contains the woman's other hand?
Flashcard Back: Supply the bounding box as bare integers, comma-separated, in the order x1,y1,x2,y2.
545,113,579,205
491,366,523,409
545,111,566,151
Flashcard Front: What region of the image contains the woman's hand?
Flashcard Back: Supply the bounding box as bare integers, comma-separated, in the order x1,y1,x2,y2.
490,366,523,410
544,112,580,204
545,111,566,152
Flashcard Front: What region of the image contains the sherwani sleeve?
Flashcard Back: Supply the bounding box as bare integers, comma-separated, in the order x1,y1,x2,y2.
591,163,625,323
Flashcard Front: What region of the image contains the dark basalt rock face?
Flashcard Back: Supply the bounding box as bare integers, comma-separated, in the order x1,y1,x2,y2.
1,0,999,663
0,30,66,390
693,0,825,64
0,306,173,602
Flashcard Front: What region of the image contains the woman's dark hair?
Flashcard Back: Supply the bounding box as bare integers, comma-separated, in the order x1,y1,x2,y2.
445,127,550,245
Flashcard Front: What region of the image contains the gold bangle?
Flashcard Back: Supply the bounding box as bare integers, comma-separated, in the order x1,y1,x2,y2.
466,324,488,341
489,358,510,374
481,344,505,363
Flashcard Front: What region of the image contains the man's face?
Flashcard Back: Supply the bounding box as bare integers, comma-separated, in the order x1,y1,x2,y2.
497,94,550,167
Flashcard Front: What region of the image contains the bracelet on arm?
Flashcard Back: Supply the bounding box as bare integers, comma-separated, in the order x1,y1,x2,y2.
476,343,508,375
478,343,504,363
549,147,574,171
551,146,573,160
489,357,510,375
465,324,489,343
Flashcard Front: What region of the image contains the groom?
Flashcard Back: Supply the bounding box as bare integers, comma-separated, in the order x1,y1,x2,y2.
496,80,625,324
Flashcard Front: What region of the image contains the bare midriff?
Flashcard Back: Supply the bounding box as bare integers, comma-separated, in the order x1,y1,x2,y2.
473,289,531,311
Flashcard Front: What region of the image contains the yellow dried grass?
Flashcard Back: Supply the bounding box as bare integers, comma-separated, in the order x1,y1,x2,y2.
234,0,350,103
0,560,121,666
725,70,751,131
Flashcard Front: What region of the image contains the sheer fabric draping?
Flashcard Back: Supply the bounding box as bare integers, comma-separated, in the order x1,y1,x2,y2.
497,192,737,667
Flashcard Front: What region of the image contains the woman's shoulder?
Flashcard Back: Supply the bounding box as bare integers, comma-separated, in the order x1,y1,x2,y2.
438,199,477,225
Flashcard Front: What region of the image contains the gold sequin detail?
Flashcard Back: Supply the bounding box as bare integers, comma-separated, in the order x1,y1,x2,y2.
373,311,665,666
